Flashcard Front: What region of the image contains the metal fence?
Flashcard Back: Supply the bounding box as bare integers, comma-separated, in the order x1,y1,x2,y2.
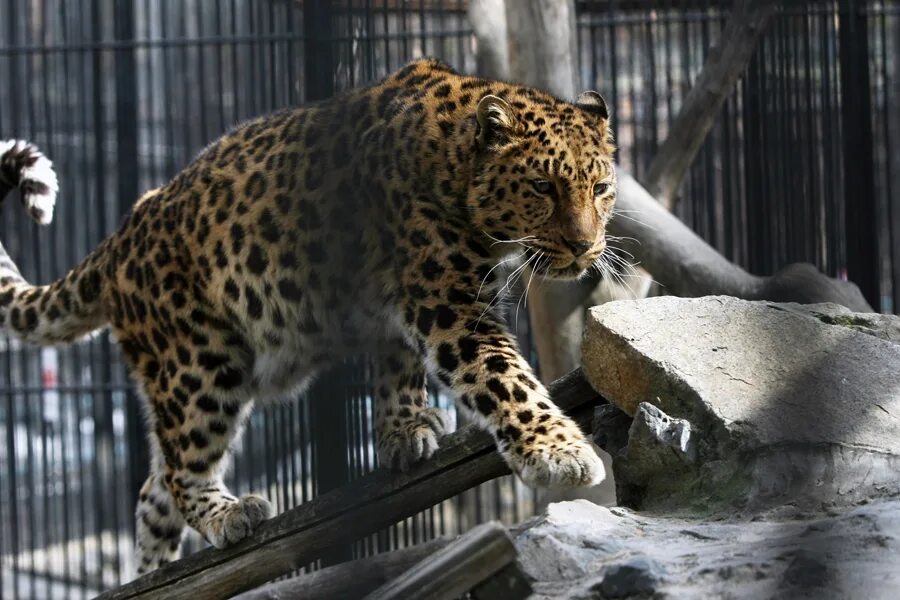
1,0,898,598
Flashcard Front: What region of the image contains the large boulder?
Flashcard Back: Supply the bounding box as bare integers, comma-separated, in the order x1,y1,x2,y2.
581,296,900,511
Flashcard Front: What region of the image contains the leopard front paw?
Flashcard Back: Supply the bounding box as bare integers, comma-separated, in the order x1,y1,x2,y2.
504,421,605,488
377,407,447,472
203,495,273,549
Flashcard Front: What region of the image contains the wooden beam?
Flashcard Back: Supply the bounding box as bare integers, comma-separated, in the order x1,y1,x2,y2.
97,370,602,600
642,0,779,209
231,537,452,600
364,521,526,600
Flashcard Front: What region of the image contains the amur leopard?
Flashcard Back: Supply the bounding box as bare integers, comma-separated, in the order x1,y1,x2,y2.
0,58,616,574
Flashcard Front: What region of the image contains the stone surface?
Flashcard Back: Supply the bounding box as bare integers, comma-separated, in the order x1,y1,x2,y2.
581,296,900,511
516,499,900,600
624,402,696,465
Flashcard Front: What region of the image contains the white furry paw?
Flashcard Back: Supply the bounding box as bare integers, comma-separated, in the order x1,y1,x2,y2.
512,440,606,488
377,407,447,472
204,495,273,549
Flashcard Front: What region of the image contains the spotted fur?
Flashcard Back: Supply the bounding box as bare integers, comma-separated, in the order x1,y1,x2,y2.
0,59,617,574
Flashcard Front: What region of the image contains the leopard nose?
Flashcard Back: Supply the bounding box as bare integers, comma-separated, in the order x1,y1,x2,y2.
564,239,593,257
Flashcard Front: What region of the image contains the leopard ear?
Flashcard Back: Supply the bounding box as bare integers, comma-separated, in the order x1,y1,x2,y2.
576,91,610,121
475,94,519,149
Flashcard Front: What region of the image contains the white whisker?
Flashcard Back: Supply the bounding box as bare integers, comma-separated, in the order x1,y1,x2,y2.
474,250,540,331
611,210,657,231
481,230,537,248
475,249,528,303
515,252,544,328
605,243,636,260
605,234,642,246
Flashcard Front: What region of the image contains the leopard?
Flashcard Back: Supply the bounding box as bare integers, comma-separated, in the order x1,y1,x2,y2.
0,58,617,574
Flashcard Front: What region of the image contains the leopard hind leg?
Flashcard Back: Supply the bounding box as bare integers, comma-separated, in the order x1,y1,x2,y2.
134,456,186,575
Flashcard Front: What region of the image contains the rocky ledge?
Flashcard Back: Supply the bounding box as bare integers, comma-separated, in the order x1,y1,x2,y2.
517,297,900,599
516,499,900,599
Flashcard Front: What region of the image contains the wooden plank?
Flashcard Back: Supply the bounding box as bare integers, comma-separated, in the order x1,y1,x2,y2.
231,537,452,600
96,369,602,600
363,522,518,600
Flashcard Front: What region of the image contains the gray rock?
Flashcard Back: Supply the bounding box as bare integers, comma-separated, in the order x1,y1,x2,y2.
609,403,700,510
777,302,900,345
515,500,628,582
593,557,663,598
517,499,900,600
626,402,696,465
581,296,900,511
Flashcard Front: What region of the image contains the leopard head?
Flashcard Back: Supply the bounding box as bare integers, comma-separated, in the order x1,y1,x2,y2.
467,91,616,280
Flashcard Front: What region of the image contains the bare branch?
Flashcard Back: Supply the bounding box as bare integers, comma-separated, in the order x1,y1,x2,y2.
643,0,778,209
612,169,872,311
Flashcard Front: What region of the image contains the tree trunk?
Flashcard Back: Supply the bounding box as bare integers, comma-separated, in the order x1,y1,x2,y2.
469,0,509,81
505,0,579,99
501,0,640,381
469,0,659,381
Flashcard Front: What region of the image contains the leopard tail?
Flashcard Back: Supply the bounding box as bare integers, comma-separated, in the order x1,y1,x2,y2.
0,140,110,344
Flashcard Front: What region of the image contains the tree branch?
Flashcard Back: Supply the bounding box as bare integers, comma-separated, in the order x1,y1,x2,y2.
612,169,872,310
643,0,778,209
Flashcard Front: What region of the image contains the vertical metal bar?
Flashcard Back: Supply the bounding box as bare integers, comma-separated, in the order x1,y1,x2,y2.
180,0,193,165
647,9,658,154
304,0,336,102
743,28,763,274
3,2,23,596
90,0,115,587
419,0,428,57
839,0,879,308
382,0,391,72
301,0,352,567
113,2,146,539
825,0,836,271
774,7,787,268
74,4,92,592
802,2,817,266
4,357,20,599
402,1,410,59
46,6,73,570
870,1,887,309
883,2,900,312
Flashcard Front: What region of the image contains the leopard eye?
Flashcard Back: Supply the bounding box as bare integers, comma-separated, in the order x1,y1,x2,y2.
532,179,552,194
593,182,610,197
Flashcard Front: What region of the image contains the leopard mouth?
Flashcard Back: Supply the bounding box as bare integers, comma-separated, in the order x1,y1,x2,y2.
544,260,590,280
529,241,602,281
